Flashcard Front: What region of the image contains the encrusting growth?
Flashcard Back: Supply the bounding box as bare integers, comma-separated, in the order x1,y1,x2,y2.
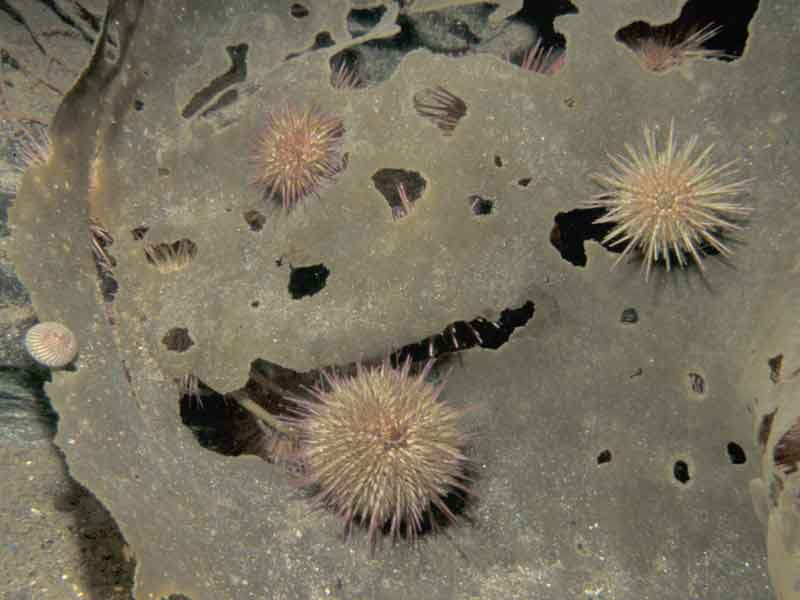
287,358,471,549
584,121,752,280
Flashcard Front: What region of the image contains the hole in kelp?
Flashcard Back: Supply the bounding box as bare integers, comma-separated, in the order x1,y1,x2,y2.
413,86,467,135
162,328,194,352
549,207,619,267
290,3,309,19
615,0,758,74
144,239,197,273
505,0,576,74
347,6,387,37
329,49,364,90
391,300,535,365
673,460,691,484
727,442,746,465
468,194,493,216
288,264,330,299
371,168,427,219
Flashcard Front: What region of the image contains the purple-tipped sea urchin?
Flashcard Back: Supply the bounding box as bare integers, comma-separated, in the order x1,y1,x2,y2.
289,358,471,549
252,104,345,210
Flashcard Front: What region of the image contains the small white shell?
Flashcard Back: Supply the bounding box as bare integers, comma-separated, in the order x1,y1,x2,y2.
24,322,78,368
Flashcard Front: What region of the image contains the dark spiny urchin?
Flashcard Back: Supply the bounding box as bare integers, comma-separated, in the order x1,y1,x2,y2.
287,358,472,549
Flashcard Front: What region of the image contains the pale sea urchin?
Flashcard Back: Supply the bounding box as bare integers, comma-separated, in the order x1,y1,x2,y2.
24,321,78,368
584,121,752,280
252,103,345,210
289,358,471,549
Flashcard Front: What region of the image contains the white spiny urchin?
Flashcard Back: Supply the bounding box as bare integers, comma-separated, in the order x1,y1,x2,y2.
288,358,471,549
584,121,752,280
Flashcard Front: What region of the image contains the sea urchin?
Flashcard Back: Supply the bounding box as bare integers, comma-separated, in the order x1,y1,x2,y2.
252,103,345,210
584,121,752,280
289,358,471,549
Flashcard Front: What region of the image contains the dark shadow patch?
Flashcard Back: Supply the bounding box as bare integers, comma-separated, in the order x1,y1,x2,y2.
289,264,330,299
620,308,638,324
688,372,705,395
162,328,194,352
180,44,248,119
597,449,612,464
516,177,532,187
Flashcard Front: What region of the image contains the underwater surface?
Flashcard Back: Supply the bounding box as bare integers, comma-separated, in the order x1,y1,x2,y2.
1,1,798,599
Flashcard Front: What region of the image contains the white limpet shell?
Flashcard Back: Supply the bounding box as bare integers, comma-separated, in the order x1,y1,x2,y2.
24,321,78,368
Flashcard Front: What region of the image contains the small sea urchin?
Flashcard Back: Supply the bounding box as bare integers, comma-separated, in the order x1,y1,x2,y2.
585,121,752,280
289,358,471,549
252,103,345,210
24,322,78,368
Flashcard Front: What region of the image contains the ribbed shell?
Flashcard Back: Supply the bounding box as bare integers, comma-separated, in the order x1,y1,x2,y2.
24,322,78,368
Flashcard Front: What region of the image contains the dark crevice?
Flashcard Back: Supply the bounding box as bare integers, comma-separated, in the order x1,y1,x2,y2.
620,308,638,324
0,0,46,54
758,410,776,450
517,177,532,187
73,1,102,32
615,0,758,72
372,169,426,219
288,264,330,299
181,44,248,119
182,299,534,462
35,0,95,44
391,300,535,366
200,88,238,118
